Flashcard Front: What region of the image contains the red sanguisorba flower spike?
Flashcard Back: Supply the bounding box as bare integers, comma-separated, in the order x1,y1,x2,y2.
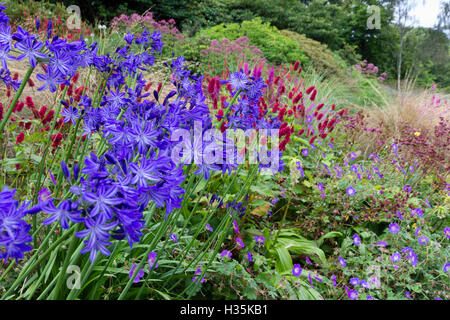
67,84,73,96
56,118,64,129
316,103,324,111
74,86,84,95
293,92,303,104
328,119,337,127
207,79,215,94
16,132,25,144
72,72,79,83
25,96,34,109
39,106,47,120
293,61,300,71
306,86,315,95
143,82,152,91
310,89,317,101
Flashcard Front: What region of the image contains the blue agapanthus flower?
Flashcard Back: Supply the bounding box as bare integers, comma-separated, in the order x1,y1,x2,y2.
75,218,118,263
0,187,42,262
14,36,47,67
42,199,83,229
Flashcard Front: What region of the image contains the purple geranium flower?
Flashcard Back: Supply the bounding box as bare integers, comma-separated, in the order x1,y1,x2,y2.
236,237,245,247
129,263,144,283
292,264,302,277
443,263,449,273
418,236,429,246
353,234,362,246
301,148,309,156
346,186,355,196
254,236,265,244
390,252,401,263
389,223,400,234
148,251,158,271
444,227,450,239
347,289,358,300
338,256,347,267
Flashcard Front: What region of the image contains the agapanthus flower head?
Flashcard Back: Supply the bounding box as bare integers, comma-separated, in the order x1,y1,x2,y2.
14,36,47,67
75,218,118,262
228,71,250,92
0,187,42,262
60,160,71,182
42,199,83,229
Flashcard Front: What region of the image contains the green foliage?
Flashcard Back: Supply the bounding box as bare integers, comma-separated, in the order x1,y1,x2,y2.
197,18,309,65
4,0,69,25
280,30,348,78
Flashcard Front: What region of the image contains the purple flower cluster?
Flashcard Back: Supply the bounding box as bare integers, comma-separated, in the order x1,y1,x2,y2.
0,187,42,262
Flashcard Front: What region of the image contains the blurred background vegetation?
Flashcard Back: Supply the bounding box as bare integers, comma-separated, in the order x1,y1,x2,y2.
5,0,450,91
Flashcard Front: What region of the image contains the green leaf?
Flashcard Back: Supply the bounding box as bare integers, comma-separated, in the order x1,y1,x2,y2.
317,231,343,247
274,246,293,274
